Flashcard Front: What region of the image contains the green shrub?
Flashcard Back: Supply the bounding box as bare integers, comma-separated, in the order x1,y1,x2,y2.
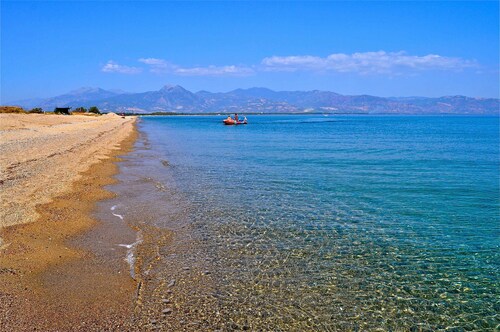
88,106,101,114
73,107,87,113
28,107,44,114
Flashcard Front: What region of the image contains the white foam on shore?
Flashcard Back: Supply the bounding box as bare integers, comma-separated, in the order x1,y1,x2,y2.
118,231,143,279
112,204,141,278
110,205,124,220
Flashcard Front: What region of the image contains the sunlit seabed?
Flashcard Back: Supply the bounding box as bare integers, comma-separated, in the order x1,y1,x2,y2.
110,115,499,330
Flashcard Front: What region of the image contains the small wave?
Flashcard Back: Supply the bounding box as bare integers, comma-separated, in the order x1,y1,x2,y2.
110,205,124,220
118,231,143,279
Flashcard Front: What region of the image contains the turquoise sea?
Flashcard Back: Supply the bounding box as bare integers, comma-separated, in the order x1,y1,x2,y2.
107,115,499,330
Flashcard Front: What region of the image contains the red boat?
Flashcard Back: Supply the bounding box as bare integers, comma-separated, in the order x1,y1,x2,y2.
223,117,247,125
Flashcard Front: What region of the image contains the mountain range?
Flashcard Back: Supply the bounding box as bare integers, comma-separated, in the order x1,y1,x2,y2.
8,85,500,115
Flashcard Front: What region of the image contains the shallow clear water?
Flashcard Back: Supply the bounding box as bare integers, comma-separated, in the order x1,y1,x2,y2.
114,115,499,330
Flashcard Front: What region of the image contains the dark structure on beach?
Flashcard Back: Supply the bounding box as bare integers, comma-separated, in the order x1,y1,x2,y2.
54,107,71,114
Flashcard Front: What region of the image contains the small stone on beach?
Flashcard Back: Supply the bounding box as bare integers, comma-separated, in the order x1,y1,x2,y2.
162,308,172,315
167,279,176,288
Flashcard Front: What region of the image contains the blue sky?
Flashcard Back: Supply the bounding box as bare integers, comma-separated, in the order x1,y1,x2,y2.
1,1,499,102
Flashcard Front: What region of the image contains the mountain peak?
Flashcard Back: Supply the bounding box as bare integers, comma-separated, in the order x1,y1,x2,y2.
160,84,186,92
68,87,101,95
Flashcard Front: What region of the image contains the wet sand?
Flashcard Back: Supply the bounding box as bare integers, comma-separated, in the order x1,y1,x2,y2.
0,114,138,330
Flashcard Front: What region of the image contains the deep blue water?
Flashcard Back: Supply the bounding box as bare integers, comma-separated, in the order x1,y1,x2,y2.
122,115,499,330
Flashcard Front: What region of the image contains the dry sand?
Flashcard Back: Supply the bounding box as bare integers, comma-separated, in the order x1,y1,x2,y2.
0,113,135,230
0,113,138,330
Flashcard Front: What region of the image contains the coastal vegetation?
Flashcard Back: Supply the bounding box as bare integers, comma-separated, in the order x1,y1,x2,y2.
0,106,25,113
73,106,88,113
89,106,101,114
0,106,44,114
0,105,103,115
28,107,44,114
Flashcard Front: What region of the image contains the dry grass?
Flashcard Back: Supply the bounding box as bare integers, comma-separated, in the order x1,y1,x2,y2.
0,106,26,114
0,106,105,116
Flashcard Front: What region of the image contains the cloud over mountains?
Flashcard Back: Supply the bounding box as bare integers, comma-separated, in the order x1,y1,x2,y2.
261,51,478,74
101,61,143,74
137,58,254,76
102,51,478,77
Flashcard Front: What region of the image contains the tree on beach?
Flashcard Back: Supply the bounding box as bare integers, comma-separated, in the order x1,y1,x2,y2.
88,106,101,114
73,107,87,113
28,107,43,113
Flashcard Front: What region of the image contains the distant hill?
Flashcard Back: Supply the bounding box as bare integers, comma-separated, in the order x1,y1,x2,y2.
8,85,500,115
12,87,124,110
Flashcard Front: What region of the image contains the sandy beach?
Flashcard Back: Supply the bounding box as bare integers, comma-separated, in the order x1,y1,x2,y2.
0,113,135,230
0,113,138,330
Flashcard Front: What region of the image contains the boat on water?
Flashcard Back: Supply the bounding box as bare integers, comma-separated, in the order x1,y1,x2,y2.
223,114,247,125
223,118,247,125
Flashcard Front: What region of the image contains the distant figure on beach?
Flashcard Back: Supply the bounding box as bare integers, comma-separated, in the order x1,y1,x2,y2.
235,113,239,122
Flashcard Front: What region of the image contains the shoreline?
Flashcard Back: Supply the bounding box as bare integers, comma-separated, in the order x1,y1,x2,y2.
0,114,139,330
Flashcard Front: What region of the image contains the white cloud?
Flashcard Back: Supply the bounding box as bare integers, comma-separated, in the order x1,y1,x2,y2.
138,58,168,66
139,58,254,76
138,58,176,74
261,51,478,74
175,65,254,76
102,52,478,77
101,61,142,74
